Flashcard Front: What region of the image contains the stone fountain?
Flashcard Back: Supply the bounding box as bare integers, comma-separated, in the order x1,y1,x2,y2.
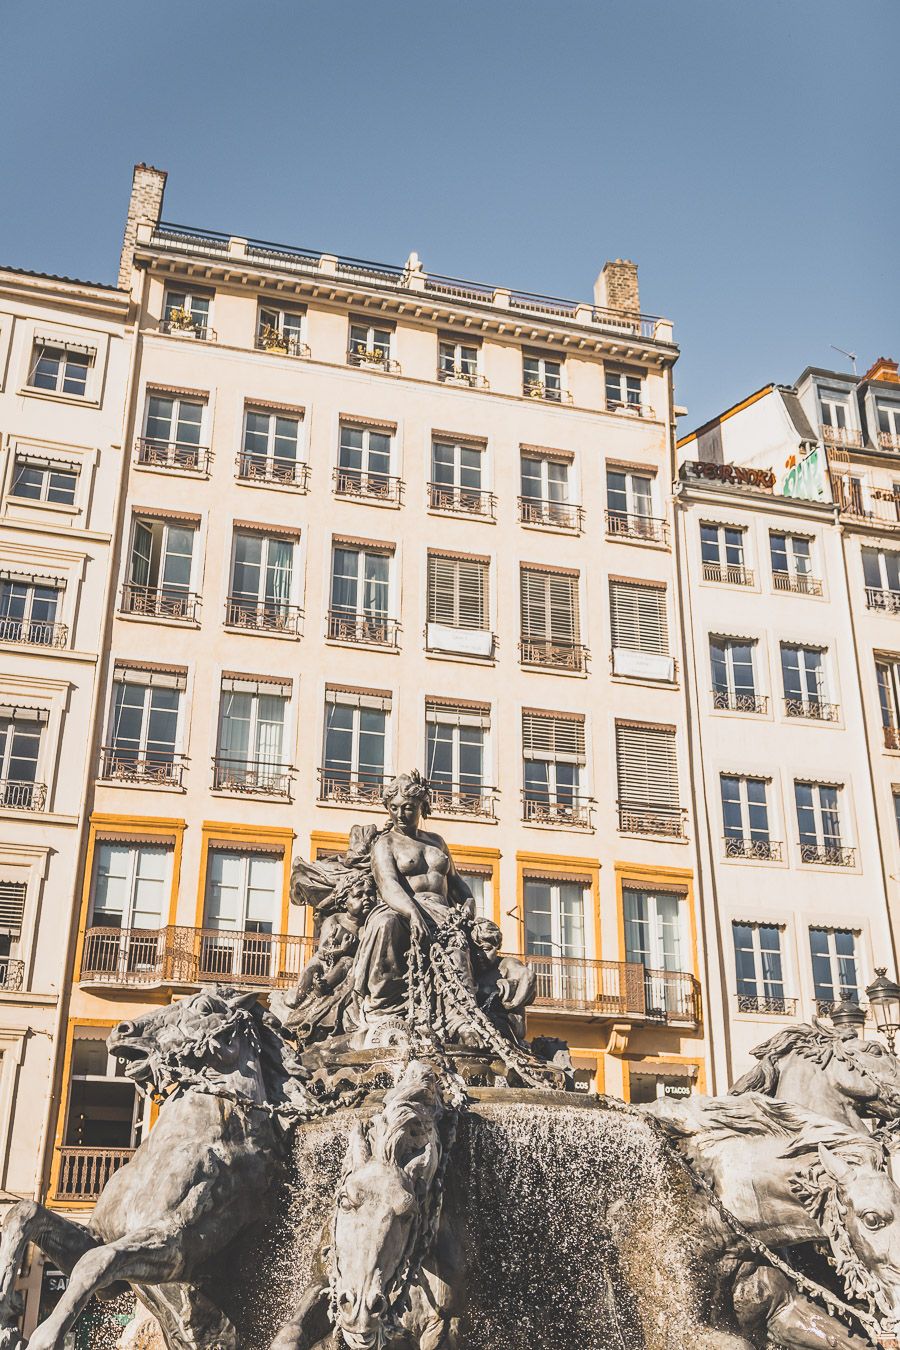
3,770,900,1350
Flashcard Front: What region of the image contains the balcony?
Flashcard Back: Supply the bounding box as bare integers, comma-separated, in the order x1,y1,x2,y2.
618,800,685,838
135,437,212,474
254,331,310,359
120,583,199,623
327,609,399,647
884,726,900,750
523,381,573,404
235,452,310,490
225,596,303,636
799,842,856,867
736,993,798,1015
212,758,293,797
318,770,386,806
523,793,592,829
772,572,824,596
866,587,900,613
724,836,783,862
347,347,401,375
712,690,768,714
55,1146,135,1201
427,483,495,518
436,366,489,389
519,639,588,673
524,954,700,1023
0,616,67,648
605,400,655,419
702,561,754,586
0,959,24,991
429,783,496,819
518,498,584,531
784,698,839,722
820,425,863,450
880,433,900,453
161,318,215,342
99,749,186,788
605,511,669,545
80,925,314,989
333,466,402,505
0,781,47,811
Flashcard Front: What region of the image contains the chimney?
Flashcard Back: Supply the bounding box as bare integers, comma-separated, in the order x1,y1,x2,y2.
118,163,167,290
862,356,900,385
594,259,639,315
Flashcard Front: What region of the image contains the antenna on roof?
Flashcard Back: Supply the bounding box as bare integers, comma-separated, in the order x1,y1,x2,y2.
831,344,858,375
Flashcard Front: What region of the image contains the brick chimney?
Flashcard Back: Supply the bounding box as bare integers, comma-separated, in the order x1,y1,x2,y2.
863,356,900,385
594,259,640,315
118,163,167,290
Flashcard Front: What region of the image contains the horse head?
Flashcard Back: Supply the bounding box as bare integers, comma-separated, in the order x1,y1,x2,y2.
107,985,267,1102
330,1060,445,1349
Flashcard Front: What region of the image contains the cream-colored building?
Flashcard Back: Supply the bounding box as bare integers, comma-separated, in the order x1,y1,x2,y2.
0,265,131,1231
43,163,711,1226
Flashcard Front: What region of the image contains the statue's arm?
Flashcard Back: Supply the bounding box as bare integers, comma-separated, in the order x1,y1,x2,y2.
371,838,431,937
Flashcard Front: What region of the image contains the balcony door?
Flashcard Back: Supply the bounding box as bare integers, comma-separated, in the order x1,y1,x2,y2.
88,843,169,978
230,531,294,626
524,878,587,1003
623,888,687,1015
331,547,390,639
217,687,286,790
202,850,280,981
0,578,61,645
0,714,43,807
425,707,486,810
128,518,195,616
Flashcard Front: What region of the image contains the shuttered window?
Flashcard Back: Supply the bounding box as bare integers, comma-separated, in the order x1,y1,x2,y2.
427,553,489,630
0,882,26,934
609,581,669,655
522,711,586,764
520,568,580,644
615,723,679,808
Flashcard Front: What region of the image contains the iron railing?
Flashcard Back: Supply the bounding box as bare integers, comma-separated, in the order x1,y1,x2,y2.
618,801,685,838
429,784,496,819
866,587,900,614
879,432,900,452
0,781,47,811
702,561,754,586
522,381,573,404
724,836,783,861
346,348,401,374
436,367,490,389
772,571,824,596
80,925,315,989
518,498,584,531
0,617,67,647
605,511,669,545
254,333,310,358
605,400,655,419
519,639,587,672
820,425,862,449
135,437,212,474
799,842,856,867
736,993,797,1015
0,959,24,991
161,319,216,341
225,597,303,635
427,483,495,517
523,794,592,829
99,749,186,787
523,954,700,1022
327,609,399,646
784,698,839,722
333,466,402,504
235,452,310,489
55,1146,136,1201
120,584,200,622
212,758,293,797
712,690,768,714
318,771,386,806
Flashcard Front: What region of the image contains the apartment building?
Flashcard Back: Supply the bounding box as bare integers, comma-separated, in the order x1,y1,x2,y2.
0,265,131,1227
43,163,711,1222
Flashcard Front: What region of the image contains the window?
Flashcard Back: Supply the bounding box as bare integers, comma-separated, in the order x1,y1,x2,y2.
239,408,306,486
438,338,482,385
256,305,307,357
321,688,389,803
795,781,853,865
201,850,281,980
27,342,92,397
770,533,821,595
227,530,299,634
0,880,26,984
123,516,197,621
522,710,588,826
10,454,77,506
458,870,491,919
163,287,212,337
0,575,64,646
809,927,860,1009
624,887,691,1015
103,666,184,786
520,566,584,670
348,320,394,368
819,393,848,431
215,677,291,795
701,524,751,584
605,368,643,413
732,923,788,1012
721,775,779,859
62,1038,143,1157
878,658,900,748
710,638,763,712
83,842,171,979
877,402,900,449
426,552,492,655
0,711,45,809
863,547,900,612
519,453,579,529
425,699,491,815
606,469,664,542
329,543,394,645
140,393,206,470
782,645,833,719
523,351,565,402
615,722,681,836
609,580,672,680
429,439,489,515
524,877,588,1002
336,423,396,501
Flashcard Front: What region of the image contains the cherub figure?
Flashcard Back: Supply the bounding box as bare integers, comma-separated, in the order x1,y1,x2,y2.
471,917,536,1043
274,882,370,1038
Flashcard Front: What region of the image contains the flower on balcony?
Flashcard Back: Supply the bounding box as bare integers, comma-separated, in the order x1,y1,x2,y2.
526,380,546,399
259,323,288,353
355,343,386,363
167,306,197,332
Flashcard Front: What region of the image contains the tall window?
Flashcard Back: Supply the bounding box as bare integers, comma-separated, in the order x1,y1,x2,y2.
438,338,481,384
201,850,281,979
83,843,171,979
605,368,642,412
609,580,671,679
795,781,851,865
215,678,290,795
624,887,689,1014
0,881,26,971
0,576,64,646
520,566,583,670
863,547,900,612
770,533,819,593
28,342,92,397
240,408,305,485
349,319,393,364
336,423,394,500
781,644,830,718
721,775,777,859
124,516,197,620
522,711,587,825
425,699,489,814
877,402,900,448
426,552,491,654
141,393,205,468
523,351,564,401
606,468,660,541
710,637,762,712
524,878,586,964
430,438,487,514
615,722,681,836
458,870,491,920
701,524,750,584
809,927,860,1008
0,712,45,809
163,287,212,336
10,454,77,505
228,530,297,633
520,453,578,528
256,305,306,356
819,393,849,434
321,688,389,802
877,657,900,748
104,666,184,785
732,923,787,1011
330,543,393,644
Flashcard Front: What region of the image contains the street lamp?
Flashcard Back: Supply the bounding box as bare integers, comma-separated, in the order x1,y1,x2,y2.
865,967,900,1052
829,999,867,1035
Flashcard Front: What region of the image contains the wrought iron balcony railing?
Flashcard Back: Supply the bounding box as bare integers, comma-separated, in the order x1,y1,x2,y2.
702,561,754,586
346,348,401,374
820,425,862,449
327,609,399,647
79,925,315,990
333,466,402,504
772,571,824,596
724,836,783,861
736,993,798,1015
428,783,496,819
519,639,587,672
523,381,573,404
784,698,839,722
161,319,216,341
55,1146,136,1201
523,954,700,1023
518,498,584,531
120,583,200,622
0,780,47,811
523,793,592,829
99,749,186,787
618,800,685,838
604,510,669,545
436,366,489,389
605,400,655,419
212,758,293,797
225,596,303,635
427,483,495,517
799,842,856,867
135,437,212,474
235,452,310,489
0,959,24,991
879,432,900,452
712,690,768,714
0,616,67,647
254,332,310,358
318,770,386,806
866,587,900,614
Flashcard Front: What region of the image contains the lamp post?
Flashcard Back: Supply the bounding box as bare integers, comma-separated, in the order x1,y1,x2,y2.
829,998,867,1035
864,967,900,1053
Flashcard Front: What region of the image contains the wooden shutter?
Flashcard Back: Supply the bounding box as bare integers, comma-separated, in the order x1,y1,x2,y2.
609,581,669,655
522,712,585,763
615,723,679,807
428,553,487,629
520,568,579,643
0,882,26,933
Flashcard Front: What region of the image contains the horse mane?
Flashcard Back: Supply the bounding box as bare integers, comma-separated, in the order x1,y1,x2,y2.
666,1093,884,1169
370,1061,443,1172
730,1022,837,1096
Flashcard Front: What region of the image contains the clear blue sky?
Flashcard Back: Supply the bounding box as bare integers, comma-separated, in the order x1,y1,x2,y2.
2,0,896,427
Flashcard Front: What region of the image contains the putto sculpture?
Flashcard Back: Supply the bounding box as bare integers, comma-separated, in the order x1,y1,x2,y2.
3,771,900,1350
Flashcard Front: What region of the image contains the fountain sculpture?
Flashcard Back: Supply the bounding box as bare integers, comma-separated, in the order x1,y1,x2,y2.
3,770,900,1349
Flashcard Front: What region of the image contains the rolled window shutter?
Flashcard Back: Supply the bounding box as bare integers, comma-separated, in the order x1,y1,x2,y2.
548,573,578,644
0,882,26,934
610,581,669,655
428,555,488,629
615,723,679,807
521,569,578,643
426,699,490,730
520,568,547,640
522,712,585,763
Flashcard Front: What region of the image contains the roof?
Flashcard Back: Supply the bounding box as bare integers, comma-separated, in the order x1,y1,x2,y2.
794,365,855,387
779,388,817,442
0,262,123,292
677,384,774,448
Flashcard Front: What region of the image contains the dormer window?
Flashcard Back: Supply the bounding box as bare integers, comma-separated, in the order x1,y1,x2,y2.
819,392,858,447
877,402,900,452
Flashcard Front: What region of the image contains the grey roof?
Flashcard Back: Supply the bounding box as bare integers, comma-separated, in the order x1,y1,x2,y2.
795,365,855,388
778,388,818,442
0,262,123,292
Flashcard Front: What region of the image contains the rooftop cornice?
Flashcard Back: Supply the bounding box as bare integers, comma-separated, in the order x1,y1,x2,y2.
0,266,130,320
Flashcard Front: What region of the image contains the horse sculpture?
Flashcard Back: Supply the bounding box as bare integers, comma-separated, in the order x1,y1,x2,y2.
271,1059,463,1350
0,986,304,1350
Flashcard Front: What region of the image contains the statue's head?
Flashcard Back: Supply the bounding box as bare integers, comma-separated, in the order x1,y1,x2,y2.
472,917,503,963
812,1144,900,1320
382,770,431,831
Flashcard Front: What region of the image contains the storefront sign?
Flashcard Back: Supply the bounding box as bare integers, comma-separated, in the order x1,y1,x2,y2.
682,461,776,490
